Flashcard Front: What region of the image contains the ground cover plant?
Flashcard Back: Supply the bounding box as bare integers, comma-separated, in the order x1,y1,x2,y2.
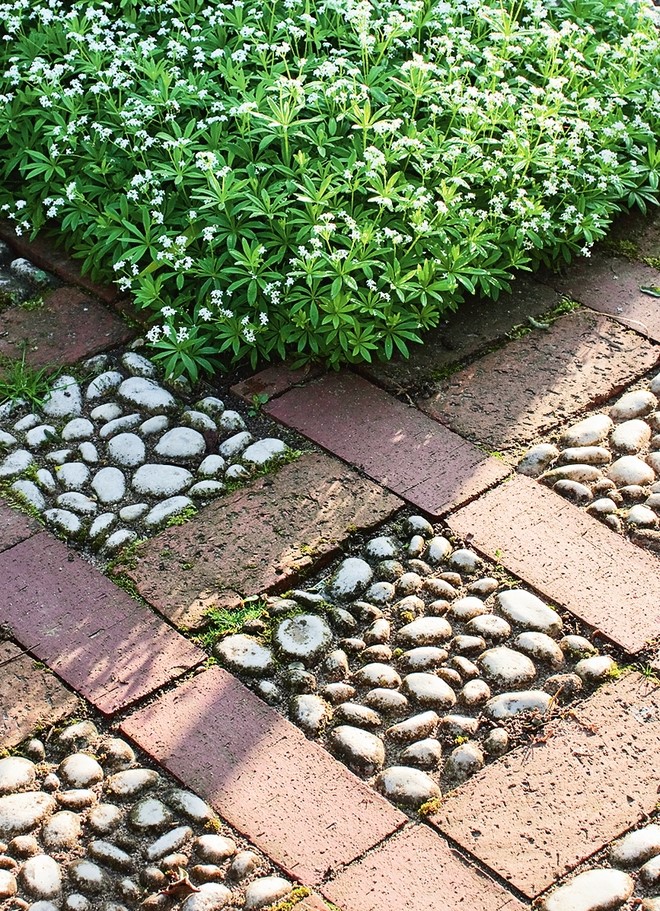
0,0,659,380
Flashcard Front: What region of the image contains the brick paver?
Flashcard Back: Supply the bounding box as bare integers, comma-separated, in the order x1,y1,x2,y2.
0,286,133,369
231,363,324,403
0,533,203,714
447,475,660,653
551,254,660,343
0,500,41,553
418,309,658,449
430,672,660,898
264,373,508,517
0,222,119,304
121,666,405,885
126,451,402,629
360,276,561,394
0,640,79,748
322,824,525,911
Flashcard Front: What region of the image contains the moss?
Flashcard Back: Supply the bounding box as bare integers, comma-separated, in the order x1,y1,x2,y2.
204,817,223,833
601,237,640,260
18,295,44,311
418,795,443,817
643,255,660,270
163,505,198,528
268,887,312,911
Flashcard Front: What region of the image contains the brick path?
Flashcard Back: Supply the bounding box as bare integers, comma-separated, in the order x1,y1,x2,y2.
3,226,660,910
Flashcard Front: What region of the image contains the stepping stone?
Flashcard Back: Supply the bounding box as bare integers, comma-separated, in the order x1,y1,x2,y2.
264,373,508,517
126,452,402,629
322,824,525,911
447,475,660,653
0,500,40,554
429,672,660,898
418,309,658,449
360,275,561,394
0,287,132,369
551,253,660,344
0,534,203,714
121,666,404,885
0,641,78,749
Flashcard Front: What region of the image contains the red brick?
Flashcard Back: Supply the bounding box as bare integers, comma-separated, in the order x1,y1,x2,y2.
360,276,561,394
126,452,402,629
0,500,40,553
551,254,660,343
430,672,660,898
121,667,405,884
0,286,133,369
447,475,660,653
0,640,79,748
297,894,333,911
418,309,659,449
0,221,118,304
231,363,324,403
322,824,525,911
0,533,203,714
264,373,508,518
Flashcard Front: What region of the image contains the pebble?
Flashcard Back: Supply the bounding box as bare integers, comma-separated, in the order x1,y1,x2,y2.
330,558,373,599
386,711,439,743
118,377,176,413
518,443,559,477
90,403,123,422
586,497,618,517
444,742,484,780
329,726,385,775
460,679,491,707
119,503,148,522
122,352,156,377
426,536,452,563
42,376,82,418
448,549,481,573
575,655,617,684
627,504,657,526
611,419,651,453
400,738,443,770
197,454,226,478
243,877,291,910
57,789,97,809
398,647,448,672
449,597,487,621
44,508,83,534
56,492,97,515
8,835,39,857
401,673,456,709
274,615,333,663
242,438,287,465
86,371,124,400
513,632,564,667
397,617,452,645
560,414,613,447
611,389,657,421
542,464,602,484
608,455,656,487
88,805,123,834
362,688,409,713
496,590,562,635
91,467,126,503
78,442,99,463
290,694,330,735
485,690,553,719
181,882,232,910
214,635,274,676
107,432,146,467
640,855,660,887
144,496,194,528
466,615,511,641
41,811,81,850
195,834,237,863
558,446,611,466
218,431,253,459
106,769,160,797
155,427,206,462
542,868,634,911
365,536,399,559
182,410,217,432
335,703,381,729
20,855,62,899
229,851,260,881
0,869,16,898
35,469,56,492
165,790,213,823
353,663,401,689
0,758,36,795
553,480,593,503
375,766,440,808
69,860,106,893
483,727,509,756
26,424,57,449
128,798,172,831
0,449,33,478
102,530,138,553
610,824,660,866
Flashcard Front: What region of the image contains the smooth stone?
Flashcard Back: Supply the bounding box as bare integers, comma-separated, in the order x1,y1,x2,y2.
386,711,439,743
449,548,481,573
35,468,56,492
0,429,17,449
137,418,169,441
41,811,81,850
402,673,456,709
58,462,90,491
122,352,156,377
554,480,593,503
449,596,487,621
421,577,455,599
59,721,98,745
166,790,214,823
398,647,448,672
587,497,618,516
274,615,332,663
144,496,193,528
335,703,381,729
290,694,330,735
181,883,232,911
640,855,660,887
20,854,62,898
558,446,611,466
59,754,103,788
196,397,225,417
0,869,16,898
88,840,133,871
56,492,97,515
362,688,409,713
461,679,491,706
244,877,291,911
87,804,123,834
321,683,356,704
197,454,226,478
496,589,562,635
26,424,57,449
69,859,106,893
242,438,287,466
322,649,350,681
608,455,655,487
330,557,373,599
129,798,172,831
155,427,206,461
560,635,598,658
328,726,385,775
43,376,82,418
61,418,94,442
627,503,657,526
542,868,634,911
445,742,484,780
13,413,40,432
99,414,142,439
375,766,440,808
561,414,613,447
213,635,274,676
44,509,81,535
610,824,660,866
218,410,246,433
545,673,583,698
611,419,652,453
91,467,126,503
195,834,237,863
364,581,396,604
543,464,602,484
89,513,117,541
466,614,512,641
485,690,552,719
426,536,452,563
45,448,72,464
118,377,176,413
478,646,536,687
229,851,259,881
225,464,249,480
86,371,124,400
133,464,193,496
90,403,123,422
453,635,487,655
405,515,434,537
518,443,559,477
611,390,657,421
352,663,401,689
400,738,443,770
648,453,660,475
397,617,452,646
483,727,510,756
119,503,148,522
365,536,399,559
450,656,480,680
514,632,564,666
0,758,35,794
218,431,253,459
575,655,617,683
78,442,99,463
106,769,160,796
56,789,96,809
107,433,146,467
102,738,135,769
182,410,216,432
0,449,33,478
11,480,45,511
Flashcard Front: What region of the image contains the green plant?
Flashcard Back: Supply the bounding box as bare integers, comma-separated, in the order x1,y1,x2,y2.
0,0,659,380
248,392,270,416
195,602,269,649
0,348,60,408
163,505,198,528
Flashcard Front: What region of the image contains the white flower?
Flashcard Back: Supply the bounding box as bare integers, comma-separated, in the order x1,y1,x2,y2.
161,305,177,317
